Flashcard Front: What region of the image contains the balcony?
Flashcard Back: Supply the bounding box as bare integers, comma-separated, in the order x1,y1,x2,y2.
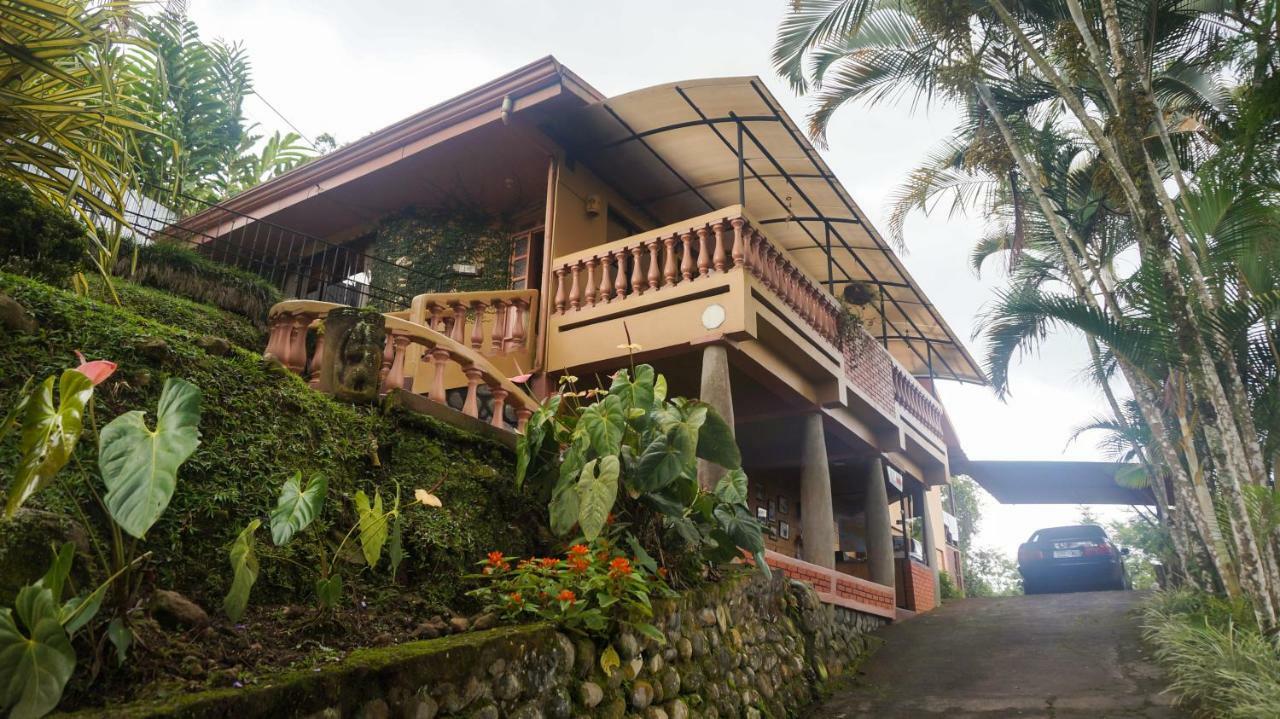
546,204,946,447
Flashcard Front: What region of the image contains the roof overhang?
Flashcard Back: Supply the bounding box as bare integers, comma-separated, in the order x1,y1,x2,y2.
180,56,603,238
547,77,985,384
958,460,1154,505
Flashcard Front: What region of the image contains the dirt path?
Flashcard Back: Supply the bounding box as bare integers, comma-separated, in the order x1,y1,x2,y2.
816,590,1182,718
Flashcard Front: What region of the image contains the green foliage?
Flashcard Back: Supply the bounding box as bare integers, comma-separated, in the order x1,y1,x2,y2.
355,490,389,568
364,203,515,306
86,274,265,351
0,542,107,719
222,519,260,623
227,474,407,616
938,570,960,600
0,584,75,719
963,547,1022,597
519,365,766,584
98,377,202,539
126,10,314,213
269,472,327,546
4,371,93,518
945,476,982,552
115,241,282,324
0,0,148,278
0,179,88,287
468,538,674,639
0,271,530,610
1142,590,1280,718
1108,512,1169,591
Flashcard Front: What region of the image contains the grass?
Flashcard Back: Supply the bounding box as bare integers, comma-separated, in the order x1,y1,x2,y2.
1141,589,1280,718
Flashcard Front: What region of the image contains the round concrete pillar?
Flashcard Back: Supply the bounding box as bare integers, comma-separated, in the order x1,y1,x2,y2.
800,413,836,569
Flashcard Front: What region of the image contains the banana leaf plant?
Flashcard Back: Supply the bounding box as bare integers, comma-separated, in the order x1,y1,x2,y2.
0,357,201,718
517,364,768,581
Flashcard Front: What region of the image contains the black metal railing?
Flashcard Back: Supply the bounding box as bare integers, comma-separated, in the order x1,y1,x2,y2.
120,191,450,311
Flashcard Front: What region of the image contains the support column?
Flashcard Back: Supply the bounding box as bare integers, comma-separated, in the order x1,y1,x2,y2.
864,457,895,587
799,413,836,569
920,485,942,604
697,344,734,490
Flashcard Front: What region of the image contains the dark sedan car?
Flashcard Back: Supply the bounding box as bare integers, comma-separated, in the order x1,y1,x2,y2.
1017,524,1129,594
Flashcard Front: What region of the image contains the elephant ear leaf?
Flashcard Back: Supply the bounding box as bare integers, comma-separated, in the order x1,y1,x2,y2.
223,519,260,622
576,456,620,542
355,491,388,568
270,472,327,546
99,377,202,539
5,370,94,519
714,468,750,506
0,585,76,719
693,402,740,470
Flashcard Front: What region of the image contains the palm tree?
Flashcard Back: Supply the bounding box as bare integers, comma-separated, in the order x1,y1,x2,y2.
774,0,1280,628
0,0,153,279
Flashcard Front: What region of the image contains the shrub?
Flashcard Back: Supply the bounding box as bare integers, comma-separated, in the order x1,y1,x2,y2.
468,535,674,640
116,240,282,323
1142,590,1280,718
939,570,961,600
0,179,87,286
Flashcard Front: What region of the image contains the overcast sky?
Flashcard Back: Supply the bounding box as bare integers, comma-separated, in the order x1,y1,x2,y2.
188,0,1135,559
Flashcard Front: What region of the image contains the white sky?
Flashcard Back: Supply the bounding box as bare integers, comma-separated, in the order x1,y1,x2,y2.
188,0,1133,559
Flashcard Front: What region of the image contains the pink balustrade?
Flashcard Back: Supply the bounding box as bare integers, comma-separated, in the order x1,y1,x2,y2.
550,210,841,345
409,290,536,359
264,302,535,432
892,364,945,438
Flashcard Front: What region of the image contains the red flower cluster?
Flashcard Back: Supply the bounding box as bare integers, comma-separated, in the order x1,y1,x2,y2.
608,557,633,578
508,592,523,605
557,589,576,603
485,551,510,573
567,544,591,573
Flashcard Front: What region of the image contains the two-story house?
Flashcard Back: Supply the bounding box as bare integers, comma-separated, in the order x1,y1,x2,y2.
173,57,985,619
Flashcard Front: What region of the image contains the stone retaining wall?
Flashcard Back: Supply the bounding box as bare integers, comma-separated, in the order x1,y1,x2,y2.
67,571,887,719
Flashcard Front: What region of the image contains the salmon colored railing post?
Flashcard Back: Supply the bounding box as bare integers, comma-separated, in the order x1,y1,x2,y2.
462,365,482,416
599,254,614,303
489,385,508,428
553,268,567,313
585,257,598,307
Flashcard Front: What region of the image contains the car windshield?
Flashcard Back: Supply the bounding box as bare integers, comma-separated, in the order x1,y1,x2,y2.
1030,525,1107,543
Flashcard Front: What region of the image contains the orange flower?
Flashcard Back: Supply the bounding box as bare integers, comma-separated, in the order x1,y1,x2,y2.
539,557,560,569
487,551,505,565
657,567,669,579
568,556,589,573
557,589,576,603
486,551,510,571
568,544,590,557
509,592,524,605
609,557,633,578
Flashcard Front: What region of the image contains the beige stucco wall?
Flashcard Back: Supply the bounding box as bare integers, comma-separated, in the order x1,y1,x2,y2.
549,157,652,259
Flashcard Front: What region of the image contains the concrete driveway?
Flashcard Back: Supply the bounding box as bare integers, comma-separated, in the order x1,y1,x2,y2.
817,590,1181,718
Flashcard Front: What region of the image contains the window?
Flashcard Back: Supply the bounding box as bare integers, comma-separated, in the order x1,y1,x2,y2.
509,227,543,290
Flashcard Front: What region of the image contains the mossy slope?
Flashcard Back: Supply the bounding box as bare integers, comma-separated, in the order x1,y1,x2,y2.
0,272,536,608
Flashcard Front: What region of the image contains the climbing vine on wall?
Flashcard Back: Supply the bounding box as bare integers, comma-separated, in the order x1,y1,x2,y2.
364,202,515,308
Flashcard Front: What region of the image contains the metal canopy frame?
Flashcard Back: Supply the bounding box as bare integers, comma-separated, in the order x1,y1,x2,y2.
551,78,985,384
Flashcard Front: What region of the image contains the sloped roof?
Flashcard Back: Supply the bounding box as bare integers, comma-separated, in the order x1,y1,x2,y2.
551,77,984,384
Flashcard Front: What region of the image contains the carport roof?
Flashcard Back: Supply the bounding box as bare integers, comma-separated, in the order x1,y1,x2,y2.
959,460,1154,505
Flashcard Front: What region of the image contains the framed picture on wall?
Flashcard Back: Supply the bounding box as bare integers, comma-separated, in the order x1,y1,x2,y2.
768,499,777,518
756,506,768,521
754,484,766,501
779,521,791,539
778,496,790,515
